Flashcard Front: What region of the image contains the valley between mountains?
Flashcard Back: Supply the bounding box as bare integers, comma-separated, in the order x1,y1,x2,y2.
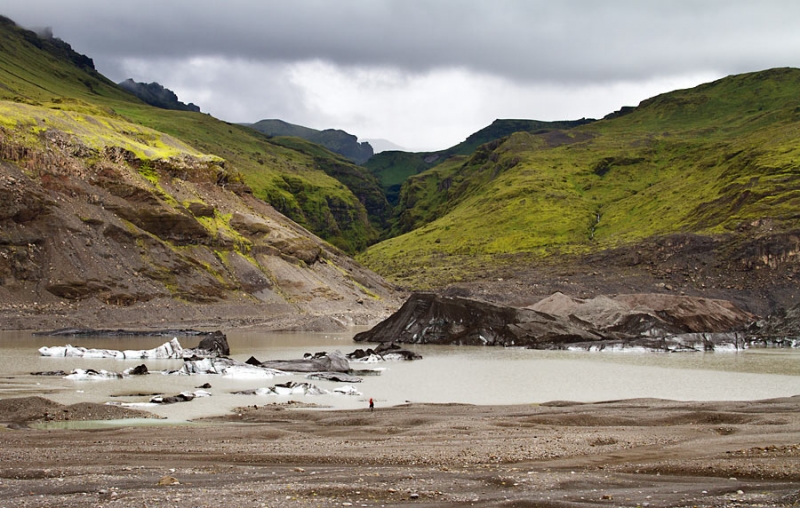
0,15,797,333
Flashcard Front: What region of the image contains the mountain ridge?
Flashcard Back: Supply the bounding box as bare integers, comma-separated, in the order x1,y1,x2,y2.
245,119,374,165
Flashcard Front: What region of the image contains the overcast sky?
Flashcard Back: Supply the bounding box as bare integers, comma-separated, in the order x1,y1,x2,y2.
2,1,800,151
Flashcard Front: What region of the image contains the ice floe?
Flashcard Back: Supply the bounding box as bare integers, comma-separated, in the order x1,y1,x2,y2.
64,368,124,380
39,338,184,359
234,381,362,397
167,357,288,378
150,390,212,404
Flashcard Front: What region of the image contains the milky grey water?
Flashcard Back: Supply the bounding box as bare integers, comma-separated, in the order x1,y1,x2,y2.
2,329,800,423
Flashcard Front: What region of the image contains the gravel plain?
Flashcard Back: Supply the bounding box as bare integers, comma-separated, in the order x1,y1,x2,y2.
1,395,800,507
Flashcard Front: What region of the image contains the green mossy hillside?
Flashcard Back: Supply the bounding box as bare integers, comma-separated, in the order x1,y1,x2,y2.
0,16,378,254
0,101,213,162
363,118,594,207
358,69,800,288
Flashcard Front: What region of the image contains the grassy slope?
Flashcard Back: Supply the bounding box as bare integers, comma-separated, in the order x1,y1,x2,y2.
266,135,390,230
358,68,800,288
364,118,594,206
0,17,378,253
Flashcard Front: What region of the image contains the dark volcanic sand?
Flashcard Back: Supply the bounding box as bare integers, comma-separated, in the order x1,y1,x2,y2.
1,396,800,507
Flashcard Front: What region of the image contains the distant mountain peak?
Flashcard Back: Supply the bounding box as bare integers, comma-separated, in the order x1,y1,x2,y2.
118,79,201,113
246,119,374,164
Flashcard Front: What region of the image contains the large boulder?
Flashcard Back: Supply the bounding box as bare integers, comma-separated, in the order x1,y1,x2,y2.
230,212,273,235
265,236,322,265
195,331,230,356
118,79,201,112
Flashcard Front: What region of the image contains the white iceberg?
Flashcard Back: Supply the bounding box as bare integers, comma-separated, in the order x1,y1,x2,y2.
39,338,184,359
332,385,362,396
106,401,159,408
222,365,283,379
235,381,362,397
350,354,384,364
169,358,287,378
64,368,123,380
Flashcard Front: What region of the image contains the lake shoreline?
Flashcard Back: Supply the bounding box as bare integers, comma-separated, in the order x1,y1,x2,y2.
2,395,800,506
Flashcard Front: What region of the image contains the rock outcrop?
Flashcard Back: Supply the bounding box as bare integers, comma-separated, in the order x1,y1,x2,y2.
118,79,201,112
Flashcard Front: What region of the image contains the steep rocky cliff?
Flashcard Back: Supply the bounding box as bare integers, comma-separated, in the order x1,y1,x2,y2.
118,79,201,112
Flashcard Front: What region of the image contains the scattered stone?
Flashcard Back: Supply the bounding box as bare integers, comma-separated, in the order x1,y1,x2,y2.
157,475,180,486
126,364,149,375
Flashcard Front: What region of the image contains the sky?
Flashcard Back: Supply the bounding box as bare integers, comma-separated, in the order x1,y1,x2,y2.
2,1,800,151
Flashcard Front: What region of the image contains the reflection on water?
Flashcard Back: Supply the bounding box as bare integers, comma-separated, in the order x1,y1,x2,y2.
1,329,799,422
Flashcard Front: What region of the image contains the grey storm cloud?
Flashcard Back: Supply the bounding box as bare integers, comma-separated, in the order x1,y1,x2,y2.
3,0,800,84
3,0,800,150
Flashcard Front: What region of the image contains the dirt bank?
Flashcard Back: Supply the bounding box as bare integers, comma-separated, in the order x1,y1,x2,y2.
1,396,799,507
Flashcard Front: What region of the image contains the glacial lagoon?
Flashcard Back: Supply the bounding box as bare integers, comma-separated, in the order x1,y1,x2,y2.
2,329,800,423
